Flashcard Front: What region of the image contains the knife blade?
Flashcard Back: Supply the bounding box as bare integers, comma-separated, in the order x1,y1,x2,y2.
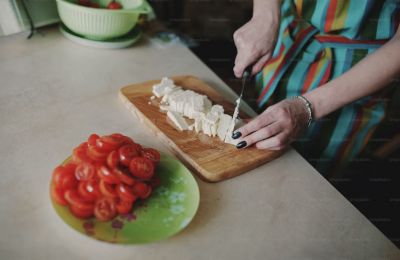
226,66,253,141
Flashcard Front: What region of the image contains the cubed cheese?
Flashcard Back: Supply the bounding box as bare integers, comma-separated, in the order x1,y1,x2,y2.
225,98,241,143
217,114,232,141
152,78,177,98
167,111,189,131
149,78,241,146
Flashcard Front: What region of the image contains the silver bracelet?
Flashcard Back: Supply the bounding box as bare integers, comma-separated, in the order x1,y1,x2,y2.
293,95,313,127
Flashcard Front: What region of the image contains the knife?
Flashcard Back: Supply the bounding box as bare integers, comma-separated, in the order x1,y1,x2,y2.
239,65,253,100
227,66,253,140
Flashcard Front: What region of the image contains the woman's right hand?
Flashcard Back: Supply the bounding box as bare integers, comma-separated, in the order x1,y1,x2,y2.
233,5,280,77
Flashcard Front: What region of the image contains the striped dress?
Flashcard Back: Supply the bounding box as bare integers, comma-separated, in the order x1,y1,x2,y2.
255,0,400,176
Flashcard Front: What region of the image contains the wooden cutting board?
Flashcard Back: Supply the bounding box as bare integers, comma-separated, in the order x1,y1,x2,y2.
119,76,282,182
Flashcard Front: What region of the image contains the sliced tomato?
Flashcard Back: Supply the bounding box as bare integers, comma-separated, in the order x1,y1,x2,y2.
132,182,152,199
61,173,78,190
72,143,92,164
78,181,101,202
111,133,134,145
87,145,108,163
88,133,100,147
52,165,66,188
50,184,68,206
129,157,154,180
107,150,119,169
96,135,123,152
53,164,77,189
64,190,94,211
141,148,161,165
116,200,133,215
94,197,117,221
117,183,137,202
97,165,120,184
114,168,135,186
70,205,93,219
118,144,142,166
99,180,118,198
75,162,96,181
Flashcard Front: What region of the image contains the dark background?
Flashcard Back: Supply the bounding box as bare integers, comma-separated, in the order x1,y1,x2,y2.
148,0,400,248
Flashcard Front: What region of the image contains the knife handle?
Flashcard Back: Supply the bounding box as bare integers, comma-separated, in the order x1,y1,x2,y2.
243,65,253,79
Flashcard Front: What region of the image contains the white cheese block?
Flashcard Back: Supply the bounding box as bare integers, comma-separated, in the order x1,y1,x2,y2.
159,105,170,111
162,87,182,103
224,98,241,143
217,114,232,141
194,114,203,133
210,104,224,116
211,124,217,137
152,77,177,98
167,111,189,131
224,134,240,145
150,78,242,146
203,122,211,136
188,124,195,131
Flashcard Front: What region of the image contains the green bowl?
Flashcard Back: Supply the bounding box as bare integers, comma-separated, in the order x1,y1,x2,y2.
56,0,152,40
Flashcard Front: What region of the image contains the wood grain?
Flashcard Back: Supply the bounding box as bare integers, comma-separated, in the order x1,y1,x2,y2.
119,75,283,182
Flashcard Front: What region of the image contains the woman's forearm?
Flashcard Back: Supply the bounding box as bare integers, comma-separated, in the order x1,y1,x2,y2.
304,28,400,120
253,0,281,20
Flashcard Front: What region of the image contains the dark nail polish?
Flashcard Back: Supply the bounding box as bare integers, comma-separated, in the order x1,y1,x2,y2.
236,141,247,149
232,131,242,139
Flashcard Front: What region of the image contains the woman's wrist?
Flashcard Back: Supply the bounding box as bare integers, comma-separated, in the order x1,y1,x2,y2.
252,0,280,24
303,82,341,120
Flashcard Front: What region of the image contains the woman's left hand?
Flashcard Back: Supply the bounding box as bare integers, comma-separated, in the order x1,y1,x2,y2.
233,98,310,150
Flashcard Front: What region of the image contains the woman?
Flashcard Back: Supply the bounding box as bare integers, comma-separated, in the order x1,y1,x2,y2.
232,0,400,175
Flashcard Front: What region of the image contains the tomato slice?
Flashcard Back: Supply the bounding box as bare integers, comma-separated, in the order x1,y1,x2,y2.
87,145,108,163
118,144,142,167
72,143,92,164
61,173,78,190
132,182,152,199
110,133,135,145
78,181,101,202
117,183,137,202
99,180,118,198
70,205,93,219
64,190,94,211
88,134,100,147
94,197,117,221
129,157,155,180
107,150,119,169
141,148,161,165
50,184,68,206
96,136,122,152
53,164,78,189
97,165,120,184
116,200,133,215
52,165,66,188
75,162,96,181
114,168,135,186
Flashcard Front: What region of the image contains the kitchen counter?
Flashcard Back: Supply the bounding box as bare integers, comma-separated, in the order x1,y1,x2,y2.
0,27,398,259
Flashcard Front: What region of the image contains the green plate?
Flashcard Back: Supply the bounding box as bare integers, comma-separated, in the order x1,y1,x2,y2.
50,154,200,244
59,23,142,49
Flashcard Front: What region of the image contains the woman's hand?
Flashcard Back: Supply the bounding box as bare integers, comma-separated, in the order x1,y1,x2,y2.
233,3,280,77
233,98,310,150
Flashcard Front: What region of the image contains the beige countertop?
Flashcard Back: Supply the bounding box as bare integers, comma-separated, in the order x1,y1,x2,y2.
0,27,398,259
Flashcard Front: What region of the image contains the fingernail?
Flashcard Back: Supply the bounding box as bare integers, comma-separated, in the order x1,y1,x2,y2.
236,141,247,149
232,131,242,139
